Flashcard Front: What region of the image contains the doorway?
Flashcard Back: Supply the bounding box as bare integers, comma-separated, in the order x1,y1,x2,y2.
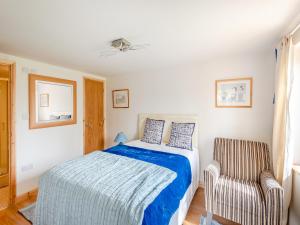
84,78,105,154
0,62,15,210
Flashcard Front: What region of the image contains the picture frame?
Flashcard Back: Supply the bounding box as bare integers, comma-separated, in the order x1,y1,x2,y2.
29,74,77,129
215,77,252,108
112,89,129,108
40,93,49,107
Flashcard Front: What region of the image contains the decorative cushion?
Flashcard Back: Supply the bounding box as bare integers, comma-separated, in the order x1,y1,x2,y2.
141,118,165,144
167,122,195,150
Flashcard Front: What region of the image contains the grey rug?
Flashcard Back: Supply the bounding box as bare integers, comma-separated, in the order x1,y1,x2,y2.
200,216,222,225
19,203,35,223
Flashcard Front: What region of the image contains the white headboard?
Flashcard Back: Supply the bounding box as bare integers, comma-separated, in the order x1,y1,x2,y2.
138,114,199,149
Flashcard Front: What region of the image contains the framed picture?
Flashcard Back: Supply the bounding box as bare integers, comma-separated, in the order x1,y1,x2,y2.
112,89,129,108
215,77,252,108
40,93,49,107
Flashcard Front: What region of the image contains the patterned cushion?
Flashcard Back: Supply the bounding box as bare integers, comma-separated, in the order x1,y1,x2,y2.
167,122,195,150
214,175,266,225
141,118,165,144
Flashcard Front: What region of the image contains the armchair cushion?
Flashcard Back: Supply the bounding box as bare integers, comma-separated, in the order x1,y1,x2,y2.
215,176,265,210
214,175,266,224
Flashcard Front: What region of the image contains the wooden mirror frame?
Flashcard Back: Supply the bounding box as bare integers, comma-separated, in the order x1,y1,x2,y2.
29,74,77,129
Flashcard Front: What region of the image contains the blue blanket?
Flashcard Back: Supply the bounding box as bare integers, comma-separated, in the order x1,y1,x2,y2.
106,144,192,225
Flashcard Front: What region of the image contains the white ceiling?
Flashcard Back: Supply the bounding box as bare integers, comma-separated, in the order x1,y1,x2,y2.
0,0,299,76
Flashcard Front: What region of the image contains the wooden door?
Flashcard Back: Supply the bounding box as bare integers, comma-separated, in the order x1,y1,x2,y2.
0,80,8,177
84,78,104,154
0,64,10,209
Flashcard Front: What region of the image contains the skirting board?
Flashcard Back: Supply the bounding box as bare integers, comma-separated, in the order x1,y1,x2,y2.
15,188,38,204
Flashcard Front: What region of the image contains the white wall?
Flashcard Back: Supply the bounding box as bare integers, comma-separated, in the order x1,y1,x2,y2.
289,44,300,225
291,46,300,164
0,49,275,193
106,50,275,182
289,170,300,225
0,52,106,195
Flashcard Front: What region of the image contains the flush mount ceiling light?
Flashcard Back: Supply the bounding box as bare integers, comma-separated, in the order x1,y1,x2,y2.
99,38,149,57
111,38,131,52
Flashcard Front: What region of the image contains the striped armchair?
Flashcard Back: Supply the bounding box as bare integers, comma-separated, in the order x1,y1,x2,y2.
204,138,283,225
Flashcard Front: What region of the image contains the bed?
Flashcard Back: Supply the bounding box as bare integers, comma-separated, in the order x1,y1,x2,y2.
34,114,200,225
135,114,200,225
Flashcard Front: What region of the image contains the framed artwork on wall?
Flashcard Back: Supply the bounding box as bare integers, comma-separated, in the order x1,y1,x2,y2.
40,93,49,107
112,89,129,108
215,77,253,108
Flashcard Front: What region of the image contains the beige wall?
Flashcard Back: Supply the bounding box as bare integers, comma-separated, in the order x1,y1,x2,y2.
0,52,106,195
0,48,278,192
291,45,300,164
288,43,300,225
289,170,300,225
106,50,275,182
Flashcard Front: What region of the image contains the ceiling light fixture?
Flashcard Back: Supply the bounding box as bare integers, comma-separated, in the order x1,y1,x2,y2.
99,38,149,57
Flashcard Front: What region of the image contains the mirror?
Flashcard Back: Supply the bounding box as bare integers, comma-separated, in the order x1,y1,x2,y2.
29,74,77,129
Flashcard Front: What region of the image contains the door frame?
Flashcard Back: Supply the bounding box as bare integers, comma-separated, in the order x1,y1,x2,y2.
0,60,16,206
83,77,106,154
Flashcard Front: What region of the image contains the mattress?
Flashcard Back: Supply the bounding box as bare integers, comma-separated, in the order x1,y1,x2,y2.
126,140,200,225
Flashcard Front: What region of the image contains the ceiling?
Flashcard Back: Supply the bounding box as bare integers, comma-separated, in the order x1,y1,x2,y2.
0,0,299,76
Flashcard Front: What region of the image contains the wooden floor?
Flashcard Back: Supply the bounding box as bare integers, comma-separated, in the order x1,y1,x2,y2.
0,190,37,225
0,188,235,225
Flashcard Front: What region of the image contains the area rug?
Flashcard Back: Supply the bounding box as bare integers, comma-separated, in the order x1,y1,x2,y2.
200,216,222,225
18,203,35,223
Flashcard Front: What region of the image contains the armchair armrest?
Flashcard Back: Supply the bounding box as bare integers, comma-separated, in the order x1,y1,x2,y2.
260,170,283,225
205,160,220,183
204,160,220,212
